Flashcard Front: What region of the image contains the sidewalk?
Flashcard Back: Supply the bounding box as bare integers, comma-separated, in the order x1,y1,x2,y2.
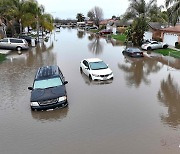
0,49,11,54
168,45,180,51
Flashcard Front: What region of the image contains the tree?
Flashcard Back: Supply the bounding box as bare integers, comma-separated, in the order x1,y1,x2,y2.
89,6,103,27
123,0,157,46
76,13,85,22
165,0,180,25
87,10,95,21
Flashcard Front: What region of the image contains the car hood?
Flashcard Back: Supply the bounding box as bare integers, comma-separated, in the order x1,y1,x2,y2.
30,85,66,102
90,68,112,75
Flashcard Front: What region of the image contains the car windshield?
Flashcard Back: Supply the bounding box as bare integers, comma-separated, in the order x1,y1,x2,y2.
33,77,63,89
89,61,108,70
132,48,141,52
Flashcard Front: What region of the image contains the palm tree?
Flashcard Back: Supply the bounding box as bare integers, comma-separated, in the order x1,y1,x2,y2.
165,0,180,25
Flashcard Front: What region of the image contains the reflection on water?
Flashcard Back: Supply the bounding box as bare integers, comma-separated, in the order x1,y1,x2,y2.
77,29,85,39
87,33,95,41
158,74,180,128
31,107,69,122
118,55,162,87
88,35,103,55
80,70,113,86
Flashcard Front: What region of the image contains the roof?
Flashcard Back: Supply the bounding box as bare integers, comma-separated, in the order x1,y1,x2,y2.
161,25,180,33
86,58,102,63
148,22,165,30
35,65,61,80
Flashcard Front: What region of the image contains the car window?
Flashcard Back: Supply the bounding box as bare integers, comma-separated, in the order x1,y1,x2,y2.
1,39,8,42
33,77,63,89
89,61,108,70
10,39,23,43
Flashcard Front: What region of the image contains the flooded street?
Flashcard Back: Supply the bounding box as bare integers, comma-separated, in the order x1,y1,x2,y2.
0,28,180,154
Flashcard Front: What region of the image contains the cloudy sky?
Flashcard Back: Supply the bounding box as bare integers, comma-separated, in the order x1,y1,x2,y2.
37,0,166,19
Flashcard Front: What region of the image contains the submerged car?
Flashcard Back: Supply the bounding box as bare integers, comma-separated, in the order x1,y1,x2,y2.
0,38,29,51
122,47,143,57
28,65,68,111
80,58,113,81
141,40,168,50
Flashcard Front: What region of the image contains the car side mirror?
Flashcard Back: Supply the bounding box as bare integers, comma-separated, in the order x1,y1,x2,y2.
85,66,88,70
28,87,33,90
64,81,68,85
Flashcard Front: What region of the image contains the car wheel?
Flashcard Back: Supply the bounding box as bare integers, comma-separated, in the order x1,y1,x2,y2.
147,47,151,51
16,46,22,51
163,45,168,49
80,67,82,73
89,75,92,81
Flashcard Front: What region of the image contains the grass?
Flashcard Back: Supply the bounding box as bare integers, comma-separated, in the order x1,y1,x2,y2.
111,34,126,42
154,48,180,59
0,53,6,62
89,29,100,33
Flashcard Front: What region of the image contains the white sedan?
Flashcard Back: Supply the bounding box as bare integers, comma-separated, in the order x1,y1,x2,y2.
141,41,168,50
80,58,113,81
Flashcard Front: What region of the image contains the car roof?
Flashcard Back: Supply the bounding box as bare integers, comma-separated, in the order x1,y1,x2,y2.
85,58,103,63
126,47,141,52
35,65,62,80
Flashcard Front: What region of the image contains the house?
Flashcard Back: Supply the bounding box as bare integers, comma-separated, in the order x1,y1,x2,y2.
160,25,180,47
144,22,167,41
106,20,132,35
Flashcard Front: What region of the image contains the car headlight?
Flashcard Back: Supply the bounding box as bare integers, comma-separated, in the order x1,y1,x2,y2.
31,102,39,107
109,72,113,76
58,96,67,102
92,74,100,77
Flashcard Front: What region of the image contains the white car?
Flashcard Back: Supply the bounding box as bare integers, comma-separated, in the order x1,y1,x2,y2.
80,58,113,81
0,38,29,51
141,41,168,50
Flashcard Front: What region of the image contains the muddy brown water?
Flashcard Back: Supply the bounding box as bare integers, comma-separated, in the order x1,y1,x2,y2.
0,28,180,154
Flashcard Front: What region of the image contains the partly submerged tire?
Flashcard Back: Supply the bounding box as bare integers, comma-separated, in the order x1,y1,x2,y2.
89,75,92,81
80,67,82,73
147,47,151,51
16,46,22,51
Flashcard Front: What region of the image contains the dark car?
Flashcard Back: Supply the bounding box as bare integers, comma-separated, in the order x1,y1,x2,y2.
122,47,144,57
28,65,68,111
99,29,113,35
18,35,37,45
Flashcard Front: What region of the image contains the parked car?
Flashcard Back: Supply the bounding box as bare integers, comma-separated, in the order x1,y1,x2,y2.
0,38,29,51
141,40,168,50
18,35,37,45
122,47,144,57
28,65,68,111
99,29,113,35
80,58,113,81
86,26,98,30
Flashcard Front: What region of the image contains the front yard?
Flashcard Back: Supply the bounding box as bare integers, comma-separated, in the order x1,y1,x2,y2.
111,34,126,42
154,48,180,59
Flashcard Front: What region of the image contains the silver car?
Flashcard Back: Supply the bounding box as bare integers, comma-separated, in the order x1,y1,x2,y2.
0,38,29,51
141,41,168,50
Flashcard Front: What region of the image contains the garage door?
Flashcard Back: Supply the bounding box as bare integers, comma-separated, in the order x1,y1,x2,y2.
143,31,152,41
163,33,178,47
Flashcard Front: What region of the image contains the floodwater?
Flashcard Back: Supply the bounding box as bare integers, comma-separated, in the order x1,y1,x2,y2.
0,28,180,154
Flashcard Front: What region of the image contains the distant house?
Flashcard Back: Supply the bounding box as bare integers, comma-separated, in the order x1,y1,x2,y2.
160,25,180,47
106,20,132,35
